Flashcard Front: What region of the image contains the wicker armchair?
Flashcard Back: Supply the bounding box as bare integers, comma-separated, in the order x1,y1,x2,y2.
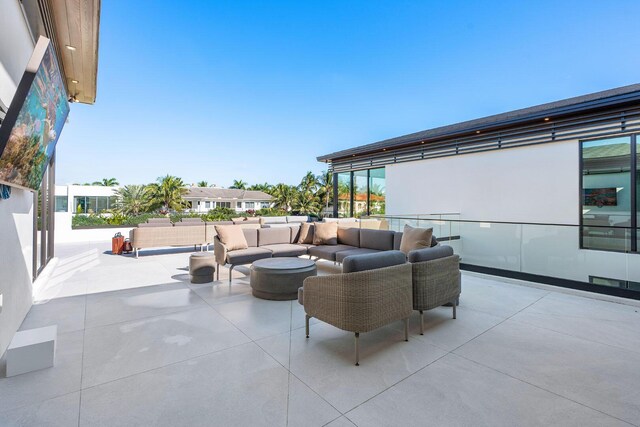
408,246,461,334
301,251,412,366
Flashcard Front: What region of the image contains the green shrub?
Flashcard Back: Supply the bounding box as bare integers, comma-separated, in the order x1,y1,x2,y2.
255,207,287,217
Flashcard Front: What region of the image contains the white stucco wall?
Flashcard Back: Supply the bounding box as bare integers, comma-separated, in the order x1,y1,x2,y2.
0,1,36,357
386,140,580,224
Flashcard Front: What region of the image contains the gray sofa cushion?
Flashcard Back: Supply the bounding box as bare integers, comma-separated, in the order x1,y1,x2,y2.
359,229,395,251
393,232,402,250
342,250,407,273
407,245,454,263
242,228,258,247
261,244,307,257
258,227,291,246
309,244,357,261
226,247,272,265
335,248,380,263
338,227,360,247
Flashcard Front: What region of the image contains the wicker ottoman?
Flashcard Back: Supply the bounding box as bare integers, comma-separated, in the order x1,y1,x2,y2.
189,253,216,284
250,258,317,300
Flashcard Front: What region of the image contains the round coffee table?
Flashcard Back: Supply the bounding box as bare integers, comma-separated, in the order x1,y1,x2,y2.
250,258,317,300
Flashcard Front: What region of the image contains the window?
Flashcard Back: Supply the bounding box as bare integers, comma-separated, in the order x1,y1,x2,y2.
72,196,116,214
354,170,368,217
245,202,254,209
261,202,269,209
205,201,211,209
55,196,68,212
369,168,386,215
581,136,636,252
337,172,351,217
335,168,386,218
237,202,243,208
218,201,231,208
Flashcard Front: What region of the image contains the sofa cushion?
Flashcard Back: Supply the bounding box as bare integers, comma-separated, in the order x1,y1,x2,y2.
243,228,258,247
297,223,314,244
313,222,338,245
359,229,395,251
309,244,356,261
407,245,454,263
289,224,301,243
181,217,203,223
261,244,307,257
147,218,171,224
174,221,201,227
226,247,272,265
342,250,407,273
400,225,433,254
215,225,249,251
337,226,360,247
335,248,380,263
393,232,403,250
258,227,291,246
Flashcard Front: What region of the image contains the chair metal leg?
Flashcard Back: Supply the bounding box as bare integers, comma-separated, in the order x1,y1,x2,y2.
135,248,139,259
419,310,424,335
354,332,360,366
452,300,457,319
229,265,234,284
403,318,409,341
305,315,310,338
216,264,219,281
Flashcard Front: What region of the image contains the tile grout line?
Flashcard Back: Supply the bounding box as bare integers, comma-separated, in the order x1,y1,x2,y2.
77,278,88,427
285,301,293,427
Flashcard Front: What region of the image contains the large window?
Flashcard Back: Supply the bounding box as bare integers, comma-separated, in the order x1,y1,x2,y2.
218,201,231,208
245,202,254,209
55,196,68,212
581,136,636,252
334,167,386,218
73,196,116,214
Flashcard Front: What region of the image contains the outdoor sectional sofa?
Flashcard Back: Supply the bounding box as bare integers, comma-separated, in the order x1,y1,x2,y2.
213,224,440,283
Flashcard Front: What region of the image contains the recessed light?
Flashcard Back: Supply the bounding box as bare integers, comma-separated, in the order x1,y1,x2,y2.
476,131,481,134
544,117,550,121
65,45,76,51
71,79,78,84
382,148,386,151
421,141,425,144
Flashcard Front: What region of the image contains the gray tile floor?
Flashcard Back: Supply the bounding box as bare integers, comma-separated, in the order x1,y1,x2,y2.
1,241,639,426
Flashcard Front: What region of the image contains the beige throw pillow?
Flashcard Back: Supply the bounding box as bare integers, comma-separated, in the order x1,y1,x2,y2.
214,225,249,251
399,225,433,255
297,223,315,244
313,222,338,245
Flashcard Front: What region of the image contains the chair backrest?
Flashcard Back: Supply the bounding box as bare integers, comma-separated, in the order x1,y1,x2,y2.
342,250,406,273
258,227,290,246
359,229,395,251
338,227,360,247
243,228,259,247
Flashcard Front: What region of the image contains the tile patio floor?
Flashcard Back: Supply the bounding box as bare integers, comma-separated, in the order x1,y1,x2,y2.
1,242,639,426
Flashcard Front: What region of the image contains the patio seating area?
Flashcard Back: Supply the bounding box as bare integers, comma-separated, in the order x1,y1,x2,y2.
0,242,638,426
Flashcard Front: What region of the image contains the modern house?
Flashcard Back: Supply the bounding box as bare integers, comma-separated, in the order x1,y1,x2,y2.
319,84,640,299
0,0,100,364
184,187,272,213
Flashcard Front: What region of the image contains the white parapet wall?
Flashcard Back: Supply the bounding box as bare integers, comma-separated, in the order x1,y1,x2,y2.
55,212,135,243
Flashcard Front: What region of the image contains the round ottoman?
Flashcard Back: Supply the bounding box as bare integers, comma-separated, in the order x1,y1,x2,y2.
189,253,216,284
250,258,317,300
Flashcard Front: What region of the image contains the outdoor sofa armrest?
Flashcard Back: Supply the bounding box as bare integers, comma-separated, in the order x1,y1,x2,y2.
213,236,229,266
302,263,412,333
411,254,461,311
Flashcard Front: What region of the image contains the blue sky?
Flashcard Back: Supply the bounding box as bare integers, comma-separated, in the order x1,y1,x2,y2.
56,0,640,187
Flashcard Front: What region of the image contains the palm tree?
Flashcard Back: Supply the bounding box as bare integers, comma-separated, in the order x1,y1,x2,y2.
230,179,247,189
248,183,272,193
293,190,321,214
146,175,189,213
271,183,297,212
317,170,333,212
298,171,318,194
197,181,209,187
114,185,149,215
93,178,119,186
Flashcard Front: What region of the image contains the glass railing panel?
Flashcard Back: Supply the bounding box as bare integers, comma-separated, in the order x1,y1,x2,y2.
457,221,522,272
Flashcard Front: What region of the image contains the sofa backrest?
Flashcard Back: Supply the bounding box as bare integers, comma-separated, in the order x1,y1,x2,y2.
359,229,395,251
338,227,360,247
243,228,259,247
147,218,171,224
258,227,290,246
138,222,173,228
260,216,288,225
181,217,203,223
342,250,407,273
407,245,454,263
289,224,301,243
286,215,308,223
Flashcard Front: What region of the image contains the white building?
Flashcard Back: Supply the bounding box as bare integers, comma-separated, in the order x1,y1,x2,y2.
185,187,272,213
319,84,640,299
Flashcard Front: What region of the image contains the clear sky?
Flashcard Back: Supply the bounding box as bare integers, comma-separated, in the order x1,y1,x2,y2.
56,0,640,187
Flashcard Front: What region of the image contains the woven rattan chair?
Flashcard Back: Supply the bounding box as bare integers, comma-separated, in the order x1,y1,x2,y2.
408,246,461,334
301,252,412,366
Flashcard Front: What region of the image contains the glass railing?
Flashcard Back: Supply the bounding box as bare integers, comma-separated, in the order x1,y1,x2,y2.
361,214,640,297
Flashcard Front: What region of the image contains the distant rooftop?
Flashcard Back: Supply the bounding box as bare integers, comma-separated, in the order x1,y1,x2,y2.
318,83,640,162
185,187,272,201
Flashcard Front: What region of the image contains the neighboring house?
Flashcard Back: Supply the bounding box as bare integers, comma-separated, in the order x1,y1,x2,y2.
55,185,118,215
185,187,272,213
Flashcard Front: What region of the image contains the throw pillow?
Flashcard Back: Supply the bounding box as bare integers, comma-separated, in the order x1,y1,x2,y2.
313,222,338,245
214,225,249,251
297,223,315,244
399,225,433,255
